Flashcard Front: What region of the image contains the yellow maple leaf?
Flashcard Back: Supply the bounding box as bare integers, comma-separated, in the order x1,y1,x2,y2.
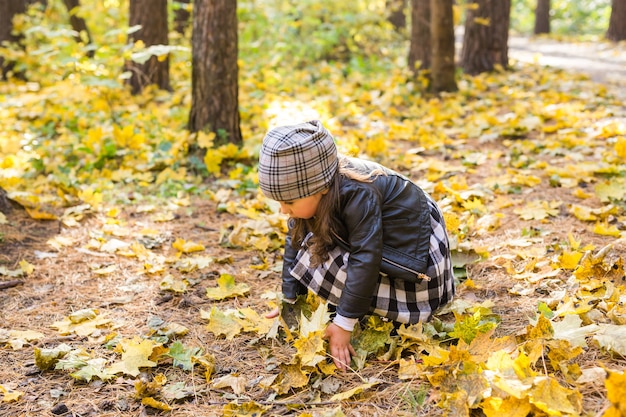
272,362,309,395
204,149,224,176
212,374,247,395
615,137,626,160
473,17,490,26
485,350,532,398
159,274,189,293
605,370,626,415
526,314,553,340
462,197,486,215
0,384,23,402
528,377,582,416
569,204,596,222
203,307,243,340
593,221,622,237
141,397,171,411
172,237,205,253
108,337,159,377
235,307,274,335
222,401,270,417
78,187,103,209
205,274,250,300
196,131,216,149
51,310,112,336
294,333,326,367
481,396,531,417
557,250,583,270
330,380,380,401
7,329,45,350
511,173,541,187
24,206,58,220
514,200,559,221
572,187,593,199
595,179,626,202
19,259,34,275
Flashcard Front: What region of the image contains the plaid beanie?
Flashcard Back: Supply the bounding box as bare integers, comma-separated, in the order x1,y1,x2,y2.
258,120,338,202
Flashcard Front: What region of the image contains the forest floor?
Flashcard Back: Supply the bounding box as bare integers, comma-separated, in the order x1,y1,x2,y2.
1,37,626,417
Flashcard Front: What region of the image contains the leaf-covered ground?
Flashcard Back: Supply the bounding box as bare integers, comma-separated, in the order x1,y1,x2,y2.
2,38,626,416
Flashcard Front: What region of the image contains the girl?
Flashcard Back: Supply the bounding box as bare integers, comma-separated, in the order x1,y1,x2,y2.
259,120,455,370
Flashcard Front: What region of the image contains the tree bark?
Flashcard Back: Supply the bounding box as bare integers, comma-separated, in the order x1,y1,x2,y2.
534,0,550,34
125,0,171,95
62,0,94,57
430,0,457,93
387,0,407,31
460,0,511,75
408,0,431,72
188,0,242,146
174,0,191,35
606,0,626,41
0,0,27,79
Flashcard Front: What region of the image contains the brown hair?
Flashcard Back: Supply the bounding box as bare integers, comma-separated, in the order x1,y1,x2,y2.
289,156,385,266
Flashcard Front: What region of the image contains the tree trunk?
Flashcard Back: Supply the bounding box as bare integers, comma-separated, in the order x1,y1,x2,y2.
188,0,242,146
430,0,457,93
125,0,171,95
606,0,626,41
534,0,550,34
408,0,431,72
0,0,27,80
174,0,191,35
460,0,511,75
387,0,407,31
62,0,94,57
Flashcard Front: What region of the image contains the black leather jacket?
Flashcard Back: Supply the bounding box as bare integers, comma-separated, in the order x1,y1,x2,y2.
281,158,436,320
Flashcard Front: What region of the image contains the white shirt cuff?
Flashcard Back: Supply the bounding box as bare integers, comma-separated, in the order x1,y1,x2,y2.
333,314,358,331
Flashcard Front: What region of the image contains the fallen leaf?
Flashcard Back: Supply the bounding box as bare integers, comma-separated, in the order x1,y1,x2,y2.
107,337,160,377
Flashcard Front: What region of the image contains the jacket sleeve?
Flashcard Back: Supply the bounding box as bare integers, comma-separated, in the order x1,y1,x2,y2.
335,187,384,319
281,226,307,299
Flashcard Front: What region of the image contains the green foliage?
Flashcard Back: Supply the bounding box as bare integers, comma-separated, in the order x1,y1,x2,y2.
511,0,611,36
400,386,429,413
239,0,404,73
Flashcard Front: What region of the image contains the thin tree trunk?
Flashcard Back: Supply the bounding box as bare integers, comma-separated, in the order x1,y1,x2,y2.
408,0,431,72
461,0,510,75
606,0,626,41
62,0,94,57
492,0,510,70
0,0,27,79
174,0,191,35
387,0,407,31
188,0,242,146
534,0,550,34
125,0,171,95
430,0,457,93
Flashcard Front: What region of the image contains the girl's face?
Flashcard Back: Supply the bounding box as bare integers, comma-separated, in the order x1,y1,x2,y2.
278,191,326,219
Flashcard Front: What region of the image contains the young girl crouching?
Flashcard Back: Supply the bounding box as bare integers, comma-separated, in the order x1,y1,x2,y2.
258,120,455,370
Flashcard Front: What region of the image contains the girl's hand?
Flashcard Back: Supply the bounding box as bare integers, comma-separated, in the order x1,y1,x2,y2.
324,323,356,371
265,307,280,319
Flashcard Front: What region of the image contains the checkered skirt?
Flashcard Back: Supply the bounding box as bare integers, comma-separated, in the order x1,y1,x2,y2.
289,198,454,323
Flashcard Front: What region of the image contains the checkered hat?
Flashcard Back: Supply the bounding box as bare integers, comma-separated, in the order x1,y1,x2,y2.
258,120,338,202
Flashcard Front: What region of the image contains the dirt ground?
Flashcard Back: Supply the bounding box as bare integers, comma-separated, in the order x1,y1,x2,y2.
1,126,625,417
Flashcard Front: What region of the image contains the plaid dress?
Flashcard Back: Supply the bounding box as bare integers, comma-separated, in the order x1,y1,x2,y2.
288,197,454,324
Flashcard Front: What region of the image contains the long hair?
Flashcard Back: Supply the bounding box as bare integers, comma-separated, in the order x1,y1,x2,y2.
289,156,385,266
